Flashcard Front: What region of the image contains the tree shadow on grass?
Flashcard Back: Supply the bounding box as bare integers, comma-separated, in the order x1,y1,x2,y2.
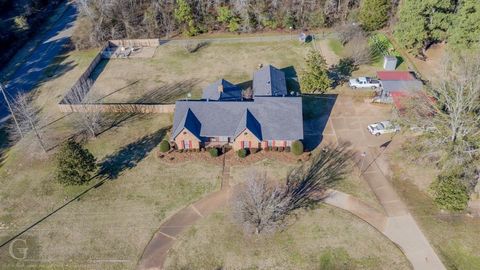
98,127,169,180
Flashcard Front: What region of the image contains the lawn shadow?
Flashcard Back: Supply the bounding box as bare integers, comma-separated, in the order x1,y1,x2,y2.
89,58,109,82
302,94,337,151
136,79,200,103
281,66,301,95
98,127,169,179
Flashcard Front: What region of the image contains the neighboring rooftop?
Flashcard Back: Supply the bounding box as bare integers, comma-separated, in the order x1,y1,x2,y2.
201,79,242,101
377,71,416,81
253,65,288,97
172,97,303,141
381,80,423,93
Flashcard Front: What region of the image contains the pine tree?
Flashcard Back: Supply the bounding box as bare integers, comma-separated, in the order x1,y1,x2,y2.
359,0,391,31
300,50,332,93
55,140,97,185
394,0,429,55
394,0,455,55
448,0,480,50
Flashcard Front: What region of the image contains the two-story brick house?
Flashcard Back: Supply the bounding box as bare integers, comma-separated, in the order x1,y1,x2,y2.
171,65,303,151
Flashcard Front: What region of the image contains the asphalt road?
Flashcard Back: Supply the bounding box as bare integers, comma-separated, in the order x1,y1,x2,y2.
0,1,77,123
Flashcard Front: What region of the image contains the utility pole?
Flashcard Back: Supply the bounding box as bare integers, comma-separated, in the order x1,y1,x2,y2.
0,83,23,137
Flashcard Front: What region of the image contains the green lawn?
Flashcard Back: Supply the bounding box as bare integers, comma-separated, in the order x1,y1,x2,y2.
87,40,312,103
328,38,344,57
164,205,410,270
391,160,480,270
0,48,222,269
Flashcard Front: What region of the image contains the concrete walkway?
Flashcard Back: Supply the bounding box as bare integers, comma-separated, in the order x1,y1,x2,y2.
137,188,230,270
360,147,445,270
137,158,232,270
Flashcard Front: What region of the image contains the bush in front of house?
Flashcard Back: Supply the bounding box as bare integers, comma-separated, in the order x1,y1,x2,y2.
430,171,469,211
250,148,259,154
237,148,247,158
55,140,97,186
159,140,170,153
291,140,304,156
209,148,219,157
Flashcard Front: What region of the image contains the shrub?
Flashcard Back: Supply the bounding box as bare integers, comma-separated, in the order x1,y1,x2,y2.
285,147,291,152
250,148,259,154
273,147,278,151
55,140,97,185
159,140,170,153
237,149,247,158
430,172,469,211
209,148,219,157
278,147,285,152
291,140,304,156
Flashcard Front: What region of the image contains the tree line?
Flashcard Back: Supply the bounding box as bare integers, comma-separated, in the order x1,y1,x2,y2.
73,0,480,56
73,0,362,48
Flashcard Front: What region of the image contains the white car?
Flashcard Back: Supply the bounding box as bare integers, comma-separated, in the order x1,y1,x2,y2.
368,121,400,136
349,77,381,89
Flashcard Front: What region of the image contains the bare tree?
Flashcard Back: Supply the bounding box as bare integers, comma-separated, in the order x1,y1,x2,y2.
232,144,353,234
9,92,47,152
345,35,373,66
399,52,480,167
64,79,103,138
335,23,364,45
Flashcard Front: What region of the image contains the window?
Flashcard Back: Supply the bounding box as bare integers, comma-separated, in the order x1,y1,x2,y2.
183,140,191,149
286,141,292,147
241,141,247,149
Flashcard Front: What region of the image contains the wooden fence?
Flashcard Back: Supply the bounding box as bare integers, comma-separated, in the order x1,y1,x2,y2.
109,39,161,48
58,103,175,113
59,43,108,104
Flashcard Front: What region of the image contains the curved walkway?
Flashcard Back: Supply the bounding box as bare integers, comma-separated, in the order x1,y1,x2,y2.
137,185,443,270
137,187,231,270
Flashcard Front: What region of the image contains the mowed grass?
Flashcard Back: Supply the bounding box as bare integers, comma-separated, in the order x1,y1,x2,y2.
0,48,221,269
328,38,344,57
391,162,480,270
86,41,311,103
164,205,410,270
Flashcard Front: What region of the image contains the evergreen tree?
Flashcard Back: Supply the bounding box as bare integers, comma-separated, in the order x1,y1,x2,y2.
359,0,391,31
174,0,198,36
448,0,480,50
55,140,97,185
300,50,332,93
394,0,455,55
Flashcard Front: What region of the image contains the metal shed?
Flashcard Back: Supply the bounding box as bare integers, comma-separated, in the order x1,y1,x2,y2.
383,56,398,71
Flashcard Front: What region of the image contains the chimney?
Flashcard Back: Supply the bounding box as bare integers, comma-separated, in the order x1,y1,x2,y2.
217,84,224,93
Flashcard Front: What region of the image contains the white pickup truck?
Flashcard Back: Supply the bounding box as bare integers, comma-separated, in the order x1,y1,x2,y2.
349,77,381,89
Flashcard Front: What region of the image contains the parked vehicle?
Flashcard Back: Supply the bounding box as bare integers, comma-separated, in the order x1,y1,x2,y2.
349,77,381,89
367,121,400,136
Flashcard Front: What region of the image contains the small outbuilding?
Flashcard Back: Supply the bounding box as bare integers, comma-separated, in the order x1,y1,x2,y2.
383,56,398,71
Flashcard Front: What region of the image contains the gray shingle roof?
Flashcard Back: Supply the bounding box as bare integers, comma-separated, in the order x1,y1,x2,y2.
172,108,202,140
233,109,262,140
172,97,303,141
201,79,242,101
381,80,423,93
253,65,288,97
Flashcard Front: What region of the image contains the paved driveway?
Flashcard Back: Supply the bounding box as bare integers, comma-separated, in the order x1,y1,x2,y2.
0,1,77,122
324,94,445,270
